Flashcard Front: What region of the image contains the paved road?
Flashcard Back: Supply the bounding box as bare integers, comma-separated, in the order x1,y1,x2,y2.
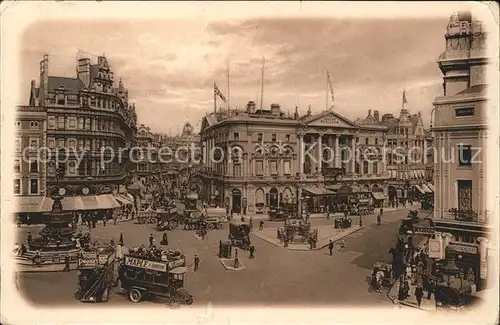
17,208,413,307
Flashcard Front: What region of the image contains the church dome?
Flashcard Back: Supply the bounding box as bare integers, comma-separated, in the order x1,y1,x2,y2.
182,122,193,136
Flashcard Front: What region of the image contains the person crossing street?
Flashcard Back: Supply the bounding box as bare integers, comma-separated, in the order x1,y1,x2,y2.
328,240,334,256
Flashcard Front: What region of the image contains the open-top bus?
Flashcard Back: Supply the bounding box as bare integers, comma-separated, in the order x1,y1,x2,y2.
118,253,193,306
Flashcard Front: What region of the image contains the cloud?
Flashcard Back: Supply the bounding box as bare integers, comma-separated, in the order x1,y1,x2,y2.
19,17,451,133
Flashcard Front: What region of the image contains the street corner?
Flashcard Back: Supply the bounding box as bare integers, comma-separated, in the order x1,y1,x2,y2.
317,224,363,246
219,258,246,271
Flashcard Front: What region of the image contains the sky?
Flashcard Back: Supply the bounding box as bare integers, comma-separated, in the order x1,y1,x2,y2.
19,17,450,134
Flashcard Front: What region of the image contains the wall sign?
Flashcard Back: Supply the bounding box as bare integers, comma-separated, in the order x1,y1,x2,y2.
448,243,478,255
455,107,474,117
413,226,435,234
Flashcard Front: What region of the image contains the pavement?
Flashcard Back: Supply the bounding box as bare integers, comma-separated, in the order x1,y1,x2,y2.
220,258,246,271
17,206,415,307
388,279,436,312
251,225,363,251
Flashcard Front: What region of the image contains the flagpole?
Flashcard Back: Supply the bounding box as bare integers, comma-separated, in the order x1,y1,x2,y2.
213,82,217,113
260,57,265,110
326,71,329,111
227,60,231,115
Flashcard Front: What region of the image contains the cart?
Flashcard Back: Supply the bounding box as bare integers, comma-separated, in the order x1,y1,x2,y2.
371,262,393,289
137,209,158,225
228,221,251,250
205,207,226,230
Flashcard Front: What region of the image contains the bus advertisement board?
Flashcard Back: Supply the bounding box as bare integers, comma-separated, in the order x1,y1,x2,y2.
124,256,167,272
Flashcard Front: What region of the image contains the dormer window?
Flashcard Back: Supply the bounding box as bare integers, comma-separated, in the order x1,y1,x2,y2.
57,94,65,105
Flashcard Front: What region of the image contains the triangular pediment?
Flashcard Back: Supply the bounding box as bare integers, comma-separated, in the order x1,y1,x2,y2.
303,110,358,129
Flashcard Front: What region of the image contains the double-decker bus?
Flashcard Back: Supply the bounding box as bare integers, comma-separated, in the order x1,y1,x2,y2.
118,252,193,305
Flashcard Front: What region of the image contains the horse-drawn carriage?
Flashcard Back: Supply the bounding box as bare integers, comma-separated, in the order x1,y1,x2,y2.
137,208,158,225
228,221,251,250
204,207,226,230
371,262,393,292
156,206,183,231
268,203,299,221
350,198,374,216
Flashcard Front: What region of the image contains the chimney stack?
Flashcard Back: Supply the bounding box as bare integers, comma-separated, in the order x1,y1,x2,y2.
374,110,380,121
39,54,49,106
77,57,91,88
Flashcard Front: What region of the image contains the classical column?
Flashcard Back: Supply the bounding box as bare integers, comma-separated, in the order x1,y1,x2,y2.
477,237,489,280
317,134,322,174
298,134,304,175
351,136,356,174
334,135,340,168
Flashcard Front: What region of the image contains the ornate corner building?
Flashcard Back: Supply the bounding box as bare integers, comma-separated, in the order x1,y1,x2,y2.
431,11,493,289
21,53,137,199
199,102,392,215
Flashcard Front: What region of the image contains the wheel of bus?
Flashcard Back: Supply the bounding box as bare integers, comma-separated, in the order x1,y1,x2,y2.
207,223,214,230
168,297,181,309
128,288,143,303
185,294,194,305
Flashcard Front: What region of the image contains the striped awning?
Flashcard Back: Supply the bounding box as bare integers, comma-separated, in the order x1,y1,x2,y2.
61,196,84,211
302,186,334,196
80,195,99,210
414,185,426,195
427,183,435,192
114,194,133,205
371,192,387,201
421,184,433,193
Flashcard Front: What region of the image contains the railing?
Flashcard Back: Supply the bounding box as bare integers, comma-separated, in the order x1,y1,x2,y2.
448,208,479,222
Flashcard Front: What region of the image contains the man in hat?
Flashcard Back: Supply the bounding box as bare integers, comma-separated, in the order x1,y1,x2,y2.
328,239,334,256
415,283,424,308
194,254,200,271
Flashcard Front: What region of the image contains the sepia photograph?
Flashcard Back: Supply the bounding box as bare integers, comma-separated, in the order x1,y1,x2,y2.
1,1,498,324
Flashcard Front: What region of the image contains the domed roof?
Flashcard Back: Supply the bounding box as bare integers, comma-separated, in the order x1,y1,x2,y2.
182,122,193,136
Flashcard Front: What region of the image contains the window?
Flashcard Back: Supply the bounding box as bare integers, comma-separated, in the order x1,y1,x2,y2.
15,138,21,152
85,140,91,150
233,132,239,141
29,138,39,149
30,121,39,130
373,162,378,174
232,163,241,177
257,133,263,142
78,117,84,130
363,161,369,174
458,144,472,166
14,159,21,173
78,160,86,175
57,94,65,105
78,139,84,150
48,116,56,129
57,139,65,148
57,116,65,129
256,160,264,175
68,117,76,129
457,180,472,211
365,138,369,145
30,159,38,173
29,179,39,195
69,139,76,149
284,161,291,175
47,163,55,175
270,161,278,175
272,134,277,142
14,179,21,195
69,161,76,174
286,135,290,142
85,118,91,130
48,137,55,149
15,121,21,130
375,138,378,145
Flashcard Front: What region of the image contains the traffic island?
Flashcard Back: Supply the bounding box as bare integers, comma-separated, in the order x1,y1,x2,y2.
251,225,363,251
219,258,246,271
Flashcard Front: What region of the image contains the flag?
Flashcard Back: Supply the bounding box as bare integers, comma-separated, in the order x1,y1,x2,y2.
327,71,335,104
214,83,226,103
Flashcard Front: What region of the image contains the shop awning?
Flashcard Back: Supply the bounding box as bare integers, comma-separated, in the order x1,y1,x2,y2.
371,192,387,201
414,185,426,195
80,195,99,210
427,183,435,192
302,186,334,196
61,196,84,211
421,184,433,193
96,194,121,209
13,196,53,213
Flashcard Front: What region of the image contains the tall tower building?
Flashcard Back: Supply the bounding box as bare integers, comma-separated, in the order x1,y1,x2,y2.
432,11,493,290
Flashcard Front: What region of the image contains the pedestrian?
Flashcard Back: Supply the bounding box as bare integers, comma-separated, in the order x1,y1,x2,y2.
27,232,32,246
63,254,70,272
427,279,434,299
149,233,155,248
415,283,424,307
259,220,264,230
161,231,168,246
328,239,334,256
249,216,253,230
110,238,116,246
102,215,107,227
194,254,200,271
249,245,255,259
379,206,384,216
377,214,381,225
339,239,347,252
119,233,124,246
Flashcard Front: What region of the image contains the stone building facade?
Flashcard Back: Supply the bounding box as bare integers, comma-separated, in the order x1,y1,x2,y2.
28,53,137,198
431,11,493,289
199,102,390,214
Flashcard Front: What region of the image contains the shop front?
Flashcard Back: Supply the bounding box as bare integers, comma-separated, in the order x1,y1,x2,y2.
301,186,334,213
